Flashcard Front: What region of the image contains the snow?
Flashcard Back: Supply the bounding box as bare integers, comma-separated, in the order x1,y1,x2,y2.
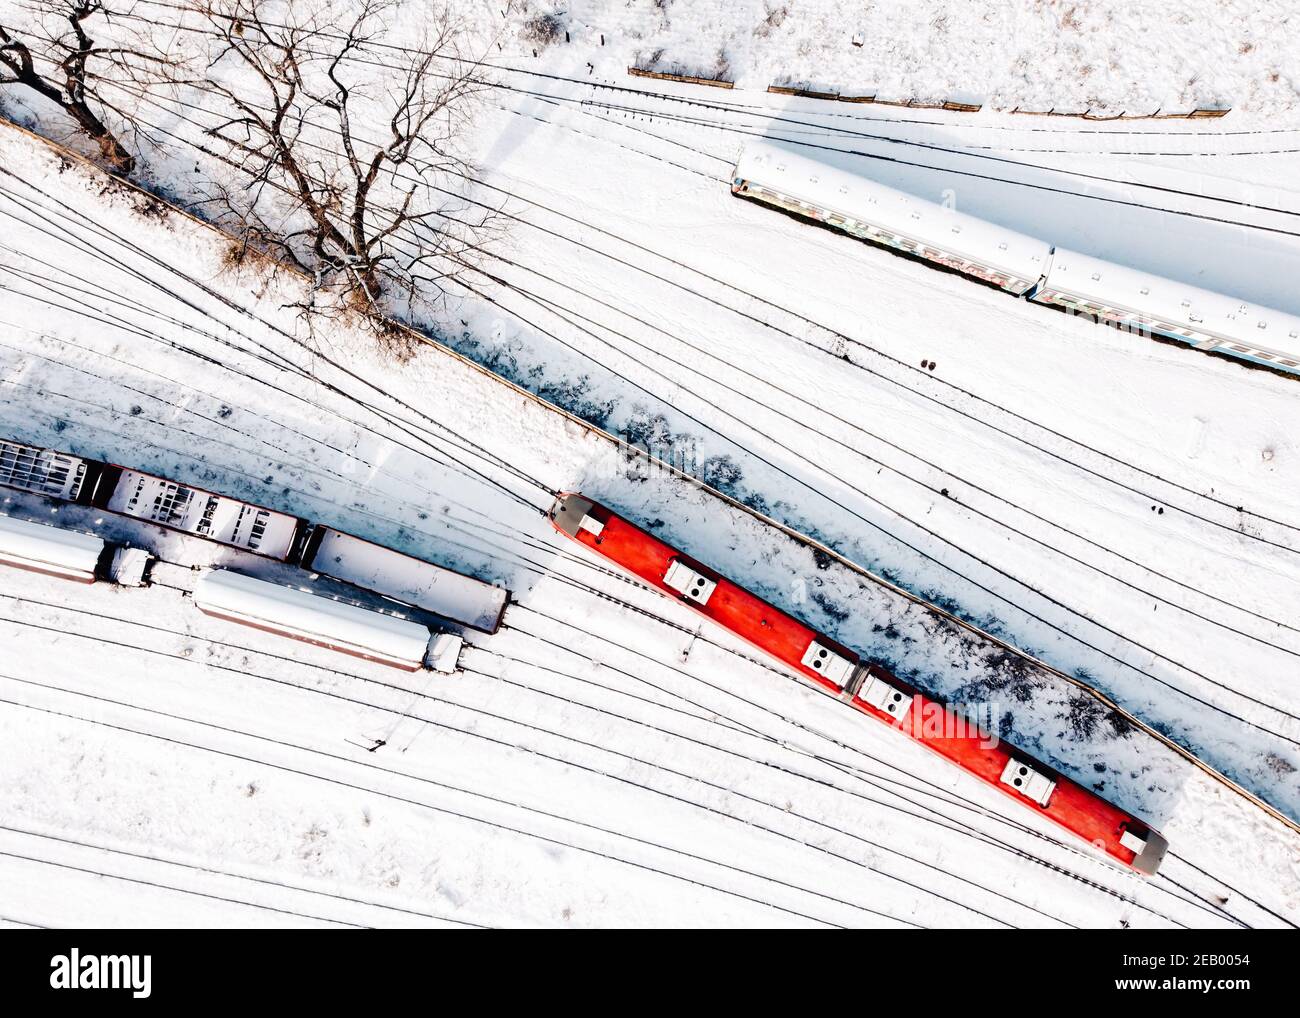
0,0,1298,927
306,527,509,633
0,512,104,581
528,0,1300,118
191,568,435,671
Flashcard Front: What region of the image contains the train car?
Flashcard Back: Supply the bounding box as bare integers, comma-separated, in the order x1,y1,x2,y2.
192,569,437,671
0,513,104,583
93,467,305,560
0,439,90,501
0,439,512,624
732,142,1300,378
1035,248,1300,373
550,492,1168,875
0,440,306,558
732,139,1052,295
299,526,508,633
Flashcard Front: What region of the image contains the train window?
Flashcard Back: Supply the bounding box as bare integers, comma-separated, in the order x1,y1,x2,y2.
1231,345,1249,352
1256,352,1274,360
1282,360,1298,367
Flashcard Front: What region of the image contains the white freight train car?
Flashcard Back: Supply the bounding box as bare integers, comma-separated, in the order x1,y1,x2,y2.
192,569,442,671
300,526,508,633
0,440,88,500
104,469,303,560
0,513,104,583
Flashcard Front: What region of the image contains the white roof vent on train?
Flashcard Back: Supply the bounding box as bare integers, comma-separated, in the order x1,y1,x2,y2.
0,513,104,583
663,559,717,606
800,639,855,687
1000,758,1056,807
856,672,912,724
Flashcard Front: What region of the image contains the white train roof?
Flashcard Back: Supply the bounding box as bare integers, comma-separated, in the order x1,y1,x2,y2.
734,140,1052,282
0,513,103,581
193,569,431,669
107,470,300,559
307,527,507,633
1043,248,1300,365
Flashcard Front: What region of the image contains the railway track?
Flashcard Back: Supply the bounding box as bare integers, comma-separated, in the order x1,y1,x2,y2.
2,115,1300,858
83,77,1300,555
0,824,478,928
0,584,1267,929
0,338,1284,925
10,258,1300,795
0,637,913,928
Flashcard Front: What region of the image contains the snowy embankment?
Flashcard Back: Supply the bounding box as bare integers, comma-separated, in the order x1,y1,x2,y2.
509,0,1300,120
0,120,1297,927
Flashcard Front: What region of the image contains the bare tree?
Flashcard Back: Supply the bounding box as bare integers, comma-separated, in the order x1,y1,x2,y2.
0,1,182,174
190,0,495,315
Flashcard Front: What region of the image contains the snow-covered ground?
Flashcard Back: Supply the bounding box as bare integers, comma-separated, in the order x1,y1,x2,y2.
518,0,1300,118
1,1,1298,927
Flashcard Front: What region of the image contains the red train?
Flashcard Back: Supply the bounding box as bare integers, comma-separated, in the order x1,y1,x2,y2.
550,492,1168,875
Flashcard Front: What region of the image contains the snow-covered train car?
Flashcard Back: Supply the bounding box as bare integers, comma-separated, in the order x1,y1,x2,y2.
1035,248,1300,373
300,526,508,633
0,513,104,583
99,468,305,560
732,139,1052,295
192,569,434,671
0,439,89,501
550,491,1168,875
